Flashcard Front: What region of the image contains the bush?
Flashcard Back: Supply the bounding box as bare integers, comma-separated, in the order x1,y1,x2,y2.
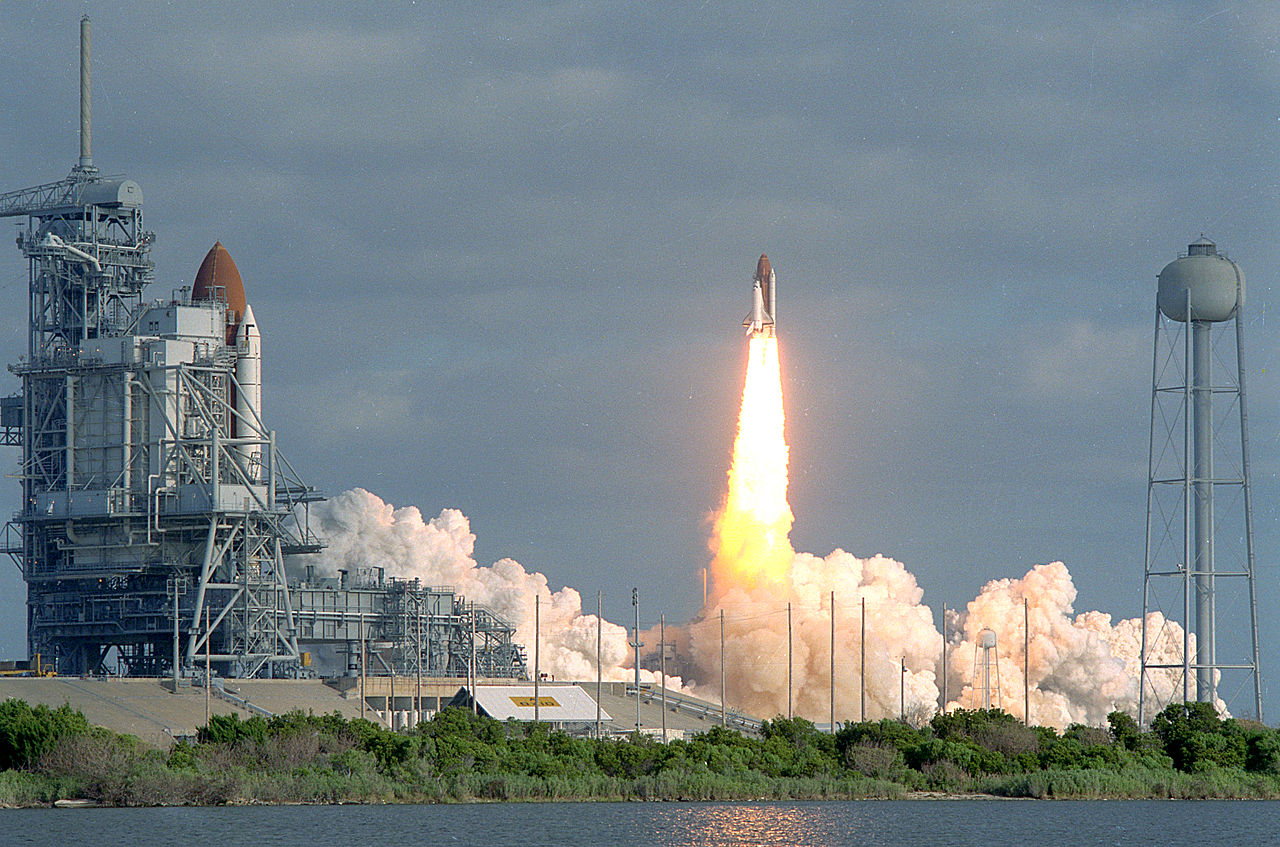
1246,727,1280,774
835,719,921,758
0,699,89,770
845,742,901,778
1108,711,1142,750
1151,702,1247,772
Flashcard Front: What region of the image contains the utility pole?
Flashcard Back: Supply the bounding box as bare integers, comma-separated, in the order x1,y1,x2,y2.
787,602,793,720
204,606,210,728
359,612,366,720
470,602,477,716
720,608,726,727
632,588,641,734
534,595,540,724
415,593,422,725
596,591,602,739
900,657,906,722
941,603,948,714
829,591,835,732
1024,598,1030,727
171,574,181,693
660,613,667,742
860,597,866,722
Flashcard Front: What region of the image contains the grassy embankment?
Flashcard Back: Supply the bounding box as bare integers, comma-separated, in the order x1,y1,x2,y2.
0,697,1278,806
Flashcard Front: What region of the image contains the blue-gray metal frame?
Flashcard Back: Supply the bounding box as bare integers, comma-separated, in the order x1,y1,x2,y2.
1140,289,1261,723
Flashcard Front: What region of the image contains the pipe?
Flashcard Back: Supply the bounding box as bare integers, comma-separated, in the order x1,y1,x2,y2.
40,234,101,273
122,372,132,493
80,16,91,169
65,377,74,491
1192,320,1214,702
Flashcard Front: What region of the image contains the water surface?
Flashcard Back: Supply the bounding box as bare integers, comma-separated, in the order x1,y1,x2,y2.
1,799,1274,846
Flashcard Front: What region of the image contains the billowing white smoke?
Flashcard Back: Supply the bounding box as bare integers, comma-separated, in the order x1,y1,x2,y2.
687,550,943,722
301,489,1189,729
298,488,654,686
946,562,1198,727
681,556,1194,728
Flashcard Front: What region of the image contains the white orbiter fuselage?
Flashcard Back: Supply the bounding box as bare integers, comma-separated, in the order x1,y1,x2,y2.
743,253,776,336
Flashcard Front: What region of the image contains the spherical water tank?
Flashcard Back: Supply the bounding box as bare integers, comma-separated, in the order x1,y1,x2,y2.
1157,237,1243,322
978,629,997,649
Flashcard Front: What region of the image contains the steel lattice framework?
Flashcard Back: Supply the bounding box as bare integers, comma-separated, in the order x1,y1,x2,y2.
0,17,528,684
1139,241,1261,723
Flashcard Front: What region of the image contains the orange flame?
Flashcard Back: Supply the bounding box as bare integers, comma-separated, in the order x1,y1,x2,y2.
709,334,794,594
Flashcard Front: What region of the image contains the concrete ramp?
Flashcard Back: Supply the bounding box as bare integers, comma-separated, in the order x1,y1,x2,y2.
0,678,366,748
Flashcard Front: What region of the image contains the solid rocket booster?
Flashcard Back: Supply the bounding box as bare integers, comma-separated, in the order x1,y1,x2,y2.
234,303,263,474
743,253,776,336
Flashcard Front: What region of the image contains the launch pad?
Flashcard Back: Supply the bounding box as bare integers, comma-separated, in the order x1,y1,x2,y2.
0,17,527,683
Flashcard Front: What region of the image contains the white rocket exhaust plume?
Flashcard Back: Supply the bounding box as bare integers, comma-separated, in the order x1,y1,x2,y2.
298,488,661,686
675,254,1192,726
302,487,1190,727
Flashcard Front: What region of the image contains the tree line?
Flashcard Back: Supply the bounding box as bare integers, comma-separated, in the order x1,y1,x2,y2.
1,697,1279,805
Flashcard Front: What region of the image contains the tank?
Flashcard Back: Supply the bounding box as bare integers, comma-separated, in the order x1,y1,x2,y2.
1157,236,1243,323
192,241,248,343
75,178,142,208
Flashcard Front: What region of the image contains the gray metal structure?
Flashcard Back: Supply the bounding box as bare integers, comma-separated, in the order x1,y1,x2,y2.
0,17,527,684
1140,236,1261,722
294,569,526,679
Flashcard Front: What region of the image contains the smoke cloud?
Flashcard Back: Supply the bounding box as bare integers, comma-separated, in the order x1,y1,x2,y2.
681,552,1190,727
298,488,1189,729
297,488,651,686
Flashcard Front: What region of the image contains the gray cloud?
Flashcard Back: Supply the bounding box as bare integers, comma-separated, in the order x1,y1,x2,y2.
0,1,1277,715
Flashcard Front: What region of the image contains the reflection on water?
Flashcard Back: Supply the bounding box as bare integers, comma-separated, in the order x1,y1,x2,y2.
2,800,1278,847
646,802,875,846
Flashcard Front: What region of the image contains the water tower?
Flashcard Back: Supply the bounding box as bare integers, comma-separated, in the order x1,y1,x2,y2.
972,628,1001,710
1140,237,1261,722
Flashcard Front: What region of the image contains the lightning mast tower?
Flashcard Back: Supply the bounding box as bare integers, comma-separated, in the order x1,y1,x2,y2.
0,18,321,677
1140,236,1261,722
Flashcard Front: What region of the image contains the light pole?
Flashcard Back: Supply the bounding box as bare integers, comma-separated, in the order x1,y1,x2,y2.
631,588,641,733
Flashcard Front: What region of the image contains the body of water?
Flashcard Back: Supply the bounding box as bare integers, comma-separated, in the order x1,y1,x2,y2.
2,799,1276,846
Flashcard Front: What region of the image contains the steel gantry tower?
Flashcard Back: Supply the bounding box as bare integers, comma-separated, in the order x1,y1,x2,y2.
0,18,529,685
0,16,324,677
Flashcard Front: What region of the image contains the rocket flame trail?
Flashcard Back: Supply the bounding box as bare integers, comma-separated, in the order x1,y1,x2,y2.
709,335,795,592
679,254,1197,725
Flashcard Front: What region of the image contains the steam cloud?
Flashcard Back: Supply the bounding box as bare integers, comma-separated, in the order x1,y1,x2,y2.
298,488,654,686
300,489,1190,729
685,552,1191,727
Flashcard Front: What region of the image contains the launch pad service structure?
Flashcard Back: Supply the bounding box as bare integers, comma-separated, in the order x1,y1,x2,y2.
1141,236,1261,722
0,18,527,683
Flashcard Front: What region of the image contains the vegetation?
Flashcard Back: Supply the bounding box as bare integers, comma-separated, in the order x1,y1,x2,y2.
1,697,1280,806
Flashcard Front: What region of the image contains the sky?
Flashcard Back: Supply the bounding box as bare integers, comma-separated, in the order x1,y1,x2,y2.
1,2,1279,717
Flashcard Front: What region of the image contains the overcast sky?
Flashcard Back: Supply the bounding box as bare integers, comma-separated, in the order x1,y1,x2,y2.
2,2,1279,716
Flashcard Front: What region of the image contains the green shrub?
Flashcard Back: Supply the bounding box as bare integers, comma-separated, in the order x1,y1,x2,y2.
0,699,89,770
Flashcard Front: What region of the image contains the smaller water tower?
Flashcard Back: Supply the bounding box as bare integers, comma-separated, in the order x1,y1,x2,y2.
972,628,1001,711
1141,237,1261,722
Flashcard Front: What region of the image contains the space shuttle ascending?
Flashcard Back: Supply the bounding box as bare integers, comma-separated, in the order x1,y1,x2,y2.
743,253,776,336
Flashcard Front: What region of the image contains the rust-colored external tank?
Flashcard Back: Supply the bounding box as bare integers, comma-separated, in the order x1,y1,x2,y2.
192,241,247,344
